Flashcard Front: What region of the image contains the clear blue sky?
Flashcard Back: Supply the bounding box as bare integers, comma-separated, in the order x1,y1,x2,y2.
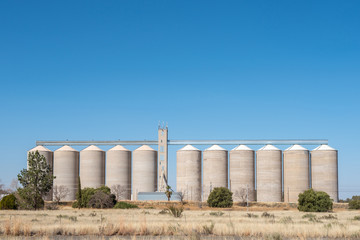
0,0,359,199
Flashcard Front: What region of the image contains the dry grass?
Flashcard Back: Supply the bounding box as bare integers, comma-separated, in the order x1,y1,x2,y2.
0,208,360,239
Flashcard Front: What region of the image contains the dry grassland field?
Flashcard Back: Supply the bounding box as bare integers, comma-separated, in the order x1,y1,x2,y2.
0,203,360,240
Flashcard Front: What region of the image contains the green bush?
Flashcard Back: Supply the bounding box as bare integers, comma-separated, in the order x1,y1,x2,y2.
0,194,18,210
298,189,333,212
73,186,114,208
207,187,233,208
349,196,360,210
113,201,139,209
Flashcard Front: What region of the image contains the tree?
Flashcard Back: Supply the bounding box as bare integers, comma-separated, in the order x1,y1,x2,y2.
0,179,8,195
9,179,19,193
298,189,333,212
53,185,70,204
165,185,173,201
177,191,186,205
234,188,248,206
207,187,233,208
110,184,128,200
17,151,54,210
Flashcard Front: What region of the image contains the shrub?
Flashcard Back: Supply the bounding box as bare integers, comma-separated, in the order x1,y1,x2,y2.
167,205,183,218
353,216,360,221
262,212,275,218
0,194,18,210
88,191,115,209
298,189,333,212
113,201,139,209
73,186,114,208
207,187,233,208
210,211,224,217
349,196,360,210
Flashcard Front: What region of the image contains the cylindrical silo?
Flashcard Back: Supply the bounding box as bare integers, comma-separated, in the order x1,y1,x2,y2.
229,145,255,202
203,145,228,201
80,145,105,189
283,144,309,203
311,145,338,202
177,145,202,202
53,145,79,201
28,146,54,201
106,145,131,200
256,145,282,202
132,145,157,200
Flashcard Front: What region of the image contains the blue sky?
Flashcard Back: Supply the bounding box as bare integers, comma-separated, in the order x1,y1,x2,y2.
0,0,359,199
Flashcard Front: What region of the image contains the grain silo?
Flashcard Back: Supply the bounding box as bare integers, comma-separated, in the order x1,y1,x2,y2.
80,145,105,189
106,145,131,200
256,145,282,202
132,145,157,200
28,146,54,201
53,145,79,201
311,145,338,202
176,145,202,201
203,145,228,201
229,145,255,202
283,144,309,203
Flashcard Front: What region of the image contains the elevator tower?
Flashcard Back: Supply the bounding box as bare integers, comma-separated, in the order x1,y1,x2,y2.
158,123,168,192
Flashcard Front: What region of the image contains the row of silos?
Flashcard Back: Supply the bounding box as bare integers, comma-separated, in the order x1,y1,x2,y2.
176,144,338,203
28,144,157,201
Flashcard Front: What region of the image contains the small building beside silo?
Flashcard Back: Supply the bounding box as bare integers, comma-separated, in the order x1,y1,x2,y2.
80,145,105,189
203,145,228,201
176,145,202,201
256,145,282,202
283,144,309,203
311,145,338,202
53,145,79,201
28,146,54,201
106,145,131,200
132,145,157,200
229,145,255,202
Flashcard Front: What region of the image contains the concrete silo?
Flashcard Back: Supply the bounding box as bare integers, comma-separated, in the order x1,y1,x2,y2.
311,145,338,202
106,145,131,200
256,145,282,202
132,145,157,200
53,145,79,201
80,145,105,189
203,145,228,201
229,145,255,202
176,145,202,201
283,144,309,203
28,146,54,201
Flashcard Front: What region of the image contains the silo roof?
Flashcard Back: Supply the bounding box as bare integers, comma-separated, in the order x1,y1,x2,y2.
231,145,253,151
135,145,156,151
285,144,308,151
55,145,77,152
205,145,226,151
108,145,130,151
82,145,104,151
258,144,280,151
28,145,51,152
312,145,336,151
178,145,200,151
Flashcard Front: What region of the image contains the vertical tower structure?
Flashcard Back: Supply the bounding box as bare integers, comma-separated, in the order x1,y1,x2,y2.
158,124,168,192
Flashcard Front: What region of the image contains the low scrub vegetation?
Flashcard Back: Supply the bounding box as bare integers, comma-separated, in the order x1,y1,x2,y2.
72,186,116,209
0,209,360,238
113,201,139,209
